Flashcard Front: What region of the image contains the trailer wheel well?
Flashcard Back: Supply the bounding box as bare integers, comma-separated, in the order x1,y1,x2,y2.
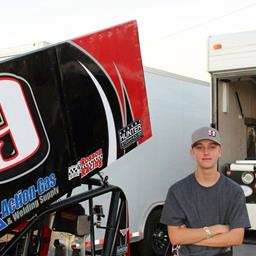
137,206,169,256
141,205,163,236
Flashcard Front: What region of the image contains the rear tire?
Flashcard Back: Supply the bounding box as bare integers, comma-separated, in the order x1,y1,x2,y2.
137,209,170,256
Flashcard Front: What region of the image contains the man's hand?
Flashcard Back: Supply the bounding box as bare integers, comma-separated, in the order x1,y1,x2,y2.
209,225,230,236
194,228,244,247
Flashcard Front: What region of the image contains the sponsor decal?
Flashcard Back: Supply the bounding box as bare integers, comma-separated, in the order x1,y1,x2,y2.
0,173,59,231
119,120,143,149
120,228,129,237
68,149,103,180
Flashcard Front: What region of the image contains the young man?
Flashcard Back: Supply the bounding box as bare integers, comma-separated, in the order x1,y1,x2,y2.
161,126,250,256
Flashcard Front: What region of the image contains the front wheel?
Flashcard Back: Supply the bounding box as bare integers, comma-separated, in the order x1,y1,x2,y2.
137,209,170,256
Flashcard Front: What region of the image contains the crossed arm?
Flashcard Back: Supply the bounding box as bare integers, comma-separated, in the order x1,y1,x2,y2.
168,224,244,247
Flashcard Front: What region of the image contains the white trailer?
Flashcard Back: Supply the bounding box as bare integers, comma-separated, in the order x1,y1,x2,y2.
208,30,256,231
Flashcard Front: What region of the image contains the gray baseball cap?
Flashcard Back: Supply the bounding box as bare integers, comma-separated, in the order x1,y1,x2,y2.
191,126,221,147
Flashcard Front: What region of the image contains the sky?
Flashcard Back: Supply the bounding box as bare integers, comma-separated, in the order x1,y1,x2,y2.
1,0,256,81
